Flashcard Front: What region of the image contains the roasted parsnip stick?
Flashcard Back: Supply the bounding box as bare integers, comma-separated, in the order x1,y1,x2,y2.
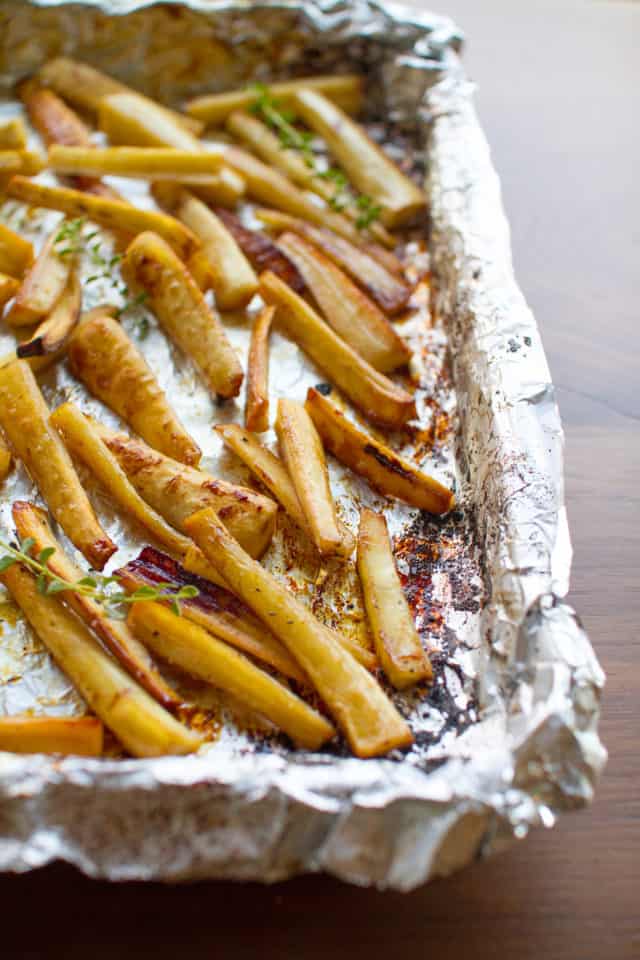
93,420,277,560
260,271,416,429
185,508,411,758
357,509,432,689
6,227,72,327
213,207,305,292
153,185,258,310
0,563,201,758
256,209,410,313
0,150,44,175
277,232,410,372
49,145,224,183
123,231,243,398
0,432,11,481
0,118,27,149
305,387,454,513
276,399,353,558
12,501,182,710
0,715,103,756
292,90,427,228
245,305,273,432
17,270,81,358
186,75,364,125
128,601,334,750
0,222,34,278
0,360,115,569
117,547,304,683
186,249,216,293
6,178,199,259
67,308,201,466
0,272,19,308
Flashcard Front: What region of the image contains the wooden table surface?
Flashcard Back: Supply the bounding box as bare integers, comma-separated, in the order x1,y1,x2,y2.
2,2,638,958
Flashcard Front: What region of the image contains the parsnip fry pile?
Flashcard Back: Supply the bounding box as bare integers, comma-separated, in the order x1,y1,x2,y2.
0,715,103,757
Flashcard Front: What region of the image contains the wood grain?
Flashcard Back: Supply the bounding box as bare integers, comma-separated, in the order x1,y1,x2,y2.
1,2,638,958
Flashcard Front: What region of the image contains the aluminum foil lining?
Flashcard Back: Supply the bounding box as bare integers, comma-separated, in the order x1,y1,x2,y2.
0,0,606,890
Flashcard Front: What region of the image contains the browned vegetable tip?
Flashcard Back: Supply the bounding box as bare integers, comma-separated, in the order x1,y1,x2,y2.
245,305,274,432
184,507,411,758
259,271,416,429
255,209,410,314
0,118,27,150
0,562,201,758
12,501,182,711
305,387,455,514
0,359,116,569
0,272,19,308
116,547,305,683
277,232,411,372
0,715,104,756
123,231,243,399
6,227,72,328
17,270,81,359
213,207,305,293
67,308,201,466
0,221,34,278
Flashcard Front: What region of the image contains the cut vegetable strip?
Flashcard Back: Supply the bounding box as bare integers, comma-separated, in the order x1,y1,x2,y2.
0,563,201,758
68,307,201,466
305,386,454,514
357,509,432,689
12,501,181,710
0,715,103,756
292,89,427,228
277,232,410,372
17,270,81,358
123,231,243,398
0,150,44,175
5,178,199,259
128,601,334,750
6,227,72,327
0,118,27,150
260,271,416,429
0,433,11,481
245,305,273,432
49,145,224,183
0,222,34,278
186,74,364,125
185,508,411,758
0,272,19,308
213,208,304,292
0,360,115,569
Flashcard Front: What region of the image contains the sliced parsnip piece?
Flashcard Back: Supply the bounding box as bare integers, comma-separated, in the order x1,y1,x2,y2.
186,74,364,125
277,232,410,372
93,420,277,560
259,271,415,429
245,305,273,432
357,509,433,689
0,361,115,568
213,207,305,292
0,563,201,758
192,166,246,208
117,546,304,683
153,184,257,310
0,715,103,756
185,508,411,758
292,89,427,228
128,601,334,750
67,308,201,466
17,270,81,358
276,399,352,558
0,149,44,175
6,227,72,327
186,249,216,293
6,178,199,259
0,272,19,308
0,118,27,149
0,432,11,481
123,231,242,398
49,145,224,183
305,387,454,513
12,501,182,710
0,222,34,278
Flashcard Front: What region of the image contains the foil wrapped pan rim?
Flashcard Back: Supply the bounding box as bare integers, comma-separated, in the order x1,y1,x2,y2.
0,0,605,890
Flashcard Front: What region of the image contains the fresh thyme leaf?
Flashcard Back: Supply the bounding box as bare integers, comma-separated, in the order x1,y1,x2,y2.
38,547,55,565
0,556,17,572
20,537,35,557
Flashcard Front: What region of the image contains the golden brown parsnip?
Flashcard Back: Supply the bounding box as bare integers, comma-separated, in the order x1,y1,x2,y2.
0,272,19,308
0,222,34,278
186,74,364,125
0,150,44,175
292,89,427,228
305,387,455,514
0,360,115,569
245,305,273,432
12,500,181,710
0,432,11,481
184,508,412,758
67,309,201,466
0,715,103,756
0,118,27,149
123,231,243,398
276,399,352,558
6,227,72,327
186,249,216,293
48,145,224,183
93,420,277,560
6,178,199,260
357,509,432,689
0,563,201,758
277,232,411,372
17,270,81,358
128,601,334,750
259,271,416,429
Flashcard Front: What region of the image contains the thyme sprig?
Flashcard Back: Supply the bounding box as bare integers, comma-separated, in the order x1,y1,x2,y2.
249,84,381,227
0,535,198,618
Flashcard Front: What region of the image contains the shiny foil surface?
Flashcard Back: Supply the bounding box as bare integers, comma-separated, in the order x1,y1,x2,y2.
0,0,605,889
